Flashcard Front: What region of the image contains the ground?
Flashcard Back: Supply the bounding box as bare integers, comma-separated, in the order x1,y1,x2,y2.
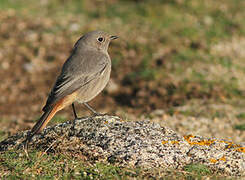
0,0,245,179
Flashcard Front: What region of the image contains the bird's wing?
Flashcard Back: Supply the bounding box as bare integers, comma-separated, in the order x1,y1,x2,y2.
42,50,109,112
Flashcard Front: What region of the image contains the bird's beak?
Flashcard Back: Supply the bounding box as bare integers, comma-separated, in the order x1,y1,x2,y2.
110,35,118,40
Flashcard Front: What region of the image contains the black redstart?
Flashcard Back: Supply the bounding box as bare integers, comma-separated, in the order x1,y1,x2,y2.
24,31,118,153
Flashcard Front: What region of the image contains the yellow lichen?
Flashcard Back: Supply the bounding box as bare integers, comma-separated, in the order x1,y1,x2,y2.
209,158,217,163
198,140,214,146
184,134,194,141
235,147,245,153
227,143,241,149
219,156,226,161
167,134,245,154
171,141,179,145
184,135,214,146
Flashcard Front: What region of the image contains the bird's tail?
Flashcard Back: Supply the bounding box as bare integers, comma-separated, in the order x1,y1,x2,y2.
23,93,78,154
24,104,60,150
31,108,57,135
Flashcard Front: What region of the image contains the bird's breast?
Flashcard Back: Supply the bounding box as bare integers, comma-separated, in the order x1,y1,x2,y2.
76,64,111,103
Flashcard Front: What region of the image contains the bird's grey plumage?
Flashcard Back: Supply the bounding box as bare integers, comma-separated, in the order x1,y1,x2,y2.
24,30,117,156
42,31,112,112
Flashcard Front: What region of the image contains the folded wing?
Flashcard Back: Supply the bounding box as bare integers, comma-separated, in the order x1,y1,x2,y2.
42,50,109,112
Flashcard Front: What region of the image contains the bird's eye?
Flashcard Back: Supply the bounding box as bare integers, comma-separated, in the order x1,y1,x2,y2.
97,37,104,42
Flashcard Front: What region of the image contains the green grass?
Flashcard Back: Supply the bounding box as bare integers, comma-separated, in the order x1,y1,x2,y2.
50,115,67,124
184,163,211,175
234,124,245,131
0,150,224,179
236,113,245,119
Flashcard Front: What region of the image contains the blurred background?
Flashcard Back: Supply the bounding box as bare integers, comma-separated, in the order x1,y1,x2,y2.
0,0,245,143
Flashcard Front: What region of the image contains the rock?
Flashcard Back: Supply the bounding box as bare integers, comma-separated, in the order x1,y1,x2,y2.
0,115,244,176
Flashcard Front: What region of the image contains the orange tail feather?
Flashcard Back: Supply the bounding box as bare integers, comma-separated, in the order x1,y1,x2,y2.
24,91,78,151
31,104,60,135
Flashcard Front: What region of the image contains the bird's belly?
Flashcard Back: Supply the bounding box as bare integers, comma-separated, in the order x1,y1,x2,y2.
76,67,111,103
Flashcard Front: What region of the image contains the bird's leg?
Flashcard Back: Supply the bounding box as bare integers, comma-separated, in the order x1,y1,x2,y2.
72,103,78,119
83,102,103,116
71,103,78,131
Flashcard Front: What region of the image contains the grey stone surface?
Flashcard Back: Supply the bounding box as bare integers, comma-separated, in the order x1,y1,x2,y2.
0,115,244,176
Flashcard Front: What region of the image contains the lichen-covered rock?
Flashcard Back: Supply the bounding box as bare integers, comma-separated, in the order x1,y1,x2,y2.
0,115,244,176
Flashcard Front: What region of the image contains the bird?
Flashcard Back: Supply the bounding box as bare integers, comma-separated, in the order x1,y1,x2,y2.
24,30,118,154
